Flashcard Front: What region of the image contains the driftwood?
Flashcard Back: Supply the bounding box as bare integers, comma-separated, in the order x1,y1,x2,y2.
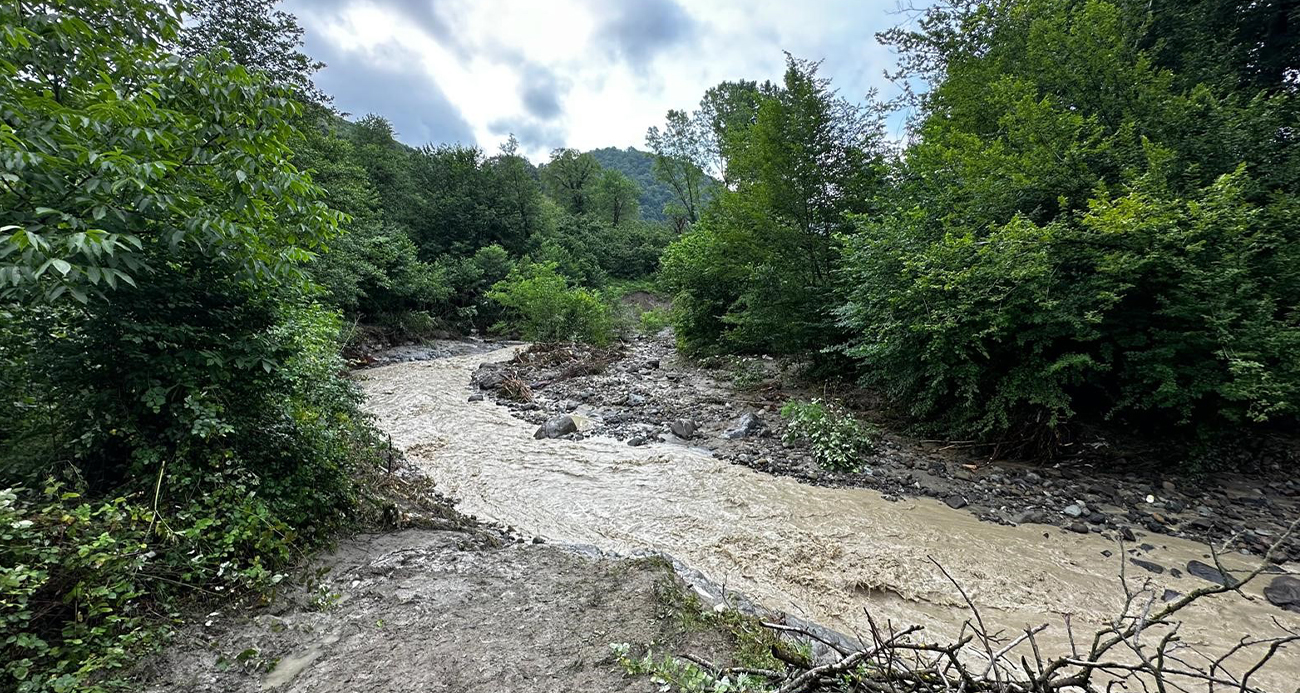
682,517,1300,693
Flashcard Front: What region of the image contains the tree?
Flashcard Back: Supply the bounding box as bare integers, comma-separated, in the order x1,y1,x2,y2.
0,2,379,689
541,148,601,215
178,0,329,105
591,169,641,225
645,109,711,223
658,55,887,355
488,134,544,242
839,0,1300,450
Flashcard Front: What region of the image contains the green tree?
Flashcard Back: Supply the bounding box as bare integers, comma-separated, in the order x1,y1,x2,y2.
541,148,601,215
0,3,381,689
591,169,641,225
178,0,328,105
840,0,1299,450
659,55,887,354
646,109,711,223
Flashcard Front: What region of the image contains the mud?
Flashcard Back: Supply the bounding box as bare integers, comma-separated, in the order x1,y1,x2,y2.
138,530,744,692
358,344,1300,690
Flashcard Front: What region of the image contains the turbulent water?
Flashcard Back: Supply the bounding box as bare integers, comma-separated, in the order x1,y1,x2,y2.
358,347,1299,689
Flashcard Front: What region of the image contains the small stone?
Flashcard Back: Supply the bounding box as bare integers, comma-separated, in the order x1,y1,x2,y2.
1162,480,1176,492
467,393,484,402
627,437,647,447
944,495,968,510
1119,526,1137,542
1067,522,1090,534
561,399,581,412
1161,589,1181,602
1063,503,1085,518
722,412,765,440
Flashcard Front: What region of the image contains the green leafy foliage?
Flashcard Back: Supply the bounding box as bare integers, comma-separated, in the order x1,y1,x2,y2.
780,399,878,472
839,0,1299,447
0,3,387,690
488,262,613,344
658,55,887,355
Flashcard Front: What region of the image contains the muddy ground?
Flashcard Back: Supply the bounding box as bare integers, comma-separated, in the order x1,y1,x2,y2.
475,333,1300,564
137,520,806,692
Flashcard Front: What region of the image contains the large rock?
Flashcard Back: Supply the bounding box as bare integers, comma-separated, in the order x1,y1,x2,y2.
534,415,578,439
472,367,505,390
1263,575,1300,612
722,412,765,440
669,418,698,439
1186,560,1238,588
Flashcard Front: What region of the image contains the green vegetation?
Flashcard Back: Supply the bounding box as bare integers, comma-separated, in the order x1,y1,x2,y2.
0,1,670,690
655,0,1298,452
1,0,1296,688
487,262,613,345
780,400,879,472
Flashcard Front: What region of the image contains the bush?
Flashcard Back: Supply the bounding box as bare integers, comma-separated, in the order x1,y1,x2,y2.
487,262,614,344
635,307,670,335
838,168,1300,446
779,399,878,472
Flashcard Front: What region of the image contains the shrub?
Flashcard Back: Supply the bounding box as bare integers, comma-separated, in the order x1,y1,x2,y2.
638,307,672,335
838,168,1300,446
487,262,613,344
779,399,878,472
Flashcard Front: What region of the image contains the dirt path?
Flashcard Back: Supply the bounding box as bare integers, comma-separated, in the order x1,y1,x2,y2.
357,346,1300,690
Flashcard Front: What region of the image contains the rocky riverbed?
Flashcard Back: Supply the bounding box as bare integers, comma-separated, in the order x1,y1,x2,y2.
473,333,1300,567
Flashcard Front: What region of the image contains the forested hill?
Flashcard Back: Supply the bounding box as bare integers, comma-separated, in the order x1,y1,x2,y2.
587,147,675,222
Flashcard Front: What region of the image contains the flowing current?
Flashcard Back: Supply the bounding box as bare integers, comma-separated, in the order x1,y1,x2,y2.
358,347,1299,689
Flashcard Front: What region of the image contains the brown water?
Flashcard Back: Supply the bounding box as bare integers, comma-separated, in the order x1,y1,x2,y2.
358,347,1300,689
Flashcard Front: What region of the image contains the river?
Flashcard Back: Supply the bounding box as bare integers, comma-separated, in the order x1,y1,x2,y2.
358,346,1299,689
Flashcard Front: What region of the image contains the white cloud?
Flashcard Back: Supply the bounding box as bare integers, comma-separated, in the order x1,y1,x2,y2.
286,0,911,162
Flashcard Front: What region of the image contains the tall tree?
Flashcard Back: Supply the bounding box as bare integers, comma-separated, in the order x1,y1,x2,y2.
591,169,641,225
488,135,544,242
541,148,600,215
178,0,328,105
645,109,711,223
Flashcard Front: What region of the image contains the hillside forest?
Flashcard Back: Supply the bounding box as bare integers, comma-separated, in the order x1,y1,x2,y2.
1,0,1297,691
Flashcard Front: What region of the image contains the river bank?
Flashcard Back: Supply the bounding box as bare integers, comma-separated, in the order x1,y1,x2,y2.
138,338,1300,691
475,333,1300,564
357,342,1298,690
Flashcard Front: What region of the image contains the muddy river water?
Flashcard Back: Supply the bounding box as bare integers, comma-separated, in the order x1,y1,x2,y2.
358,347,1299,689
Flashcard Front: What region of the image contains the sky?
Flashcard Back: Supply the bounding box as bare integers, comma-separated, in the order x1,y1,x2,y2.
281,0,918,162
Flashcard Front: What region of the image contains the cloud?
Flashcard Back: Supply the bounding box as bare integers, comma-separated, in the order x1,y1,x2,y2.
278,0,911,157
306,38,475,146
589,0,699,68
518,63,568,121
488,116,567,154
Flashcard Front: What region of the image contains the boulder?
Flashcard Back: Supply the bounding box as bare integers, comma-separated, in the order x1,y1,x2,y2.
1130,558,1165,574
669,418,698,439
534,415,578,439
722,412,765,440
944,495,968,510
472,368,504,389
1186,560,1238,588
1263,575,1300,612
